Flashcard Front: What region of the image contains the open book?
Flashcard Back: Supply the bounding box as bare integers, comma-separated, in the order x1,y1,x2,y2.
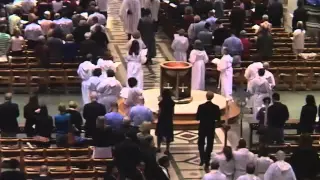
211,58,220,64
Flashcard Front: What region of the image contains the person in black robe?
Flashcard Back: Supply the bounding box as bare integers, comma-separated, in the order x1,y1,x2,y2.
0,93,20,137
230,1,246,36
23,94,39,137
67,101,83,136
267,0,283,27
83,93,106,137
292,0,308,31
196,91,221,167
299,95,317,134
156,89,175,155
138,8,156,65
290,134,320,180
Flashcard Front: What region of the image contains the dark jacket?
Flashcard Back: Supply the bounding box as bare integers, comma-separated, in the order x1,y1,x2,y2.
0,101,19,133
292,7,308,30
230,7,246,31
66,109,83,136
299,104,317,133
35,115,53,138
83,101,106,136
79,39,99,57
138,17,156,58
267,101,289,128
0,171,26,180
47,37,64,62
213,27,229,46
268,1,283,26
73,25,90,43
196,101,221,132
91,31,109,48
92,127,115,147
252,3,267,21
257,33,273,58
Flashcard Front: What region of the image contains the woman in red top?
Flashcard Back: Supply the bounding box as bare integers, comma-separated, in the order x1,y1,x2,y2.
182,6,194,31
239,30,251,60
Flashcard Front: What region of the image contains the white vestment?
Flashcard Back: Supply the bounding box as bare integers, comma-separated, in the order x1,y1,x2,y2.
88,76,101,93
263,70,275,89
254,156,273,180
125,53,146,90
97,58,116,79
77,61,96,105
126,37,146,52
212,153,235,180
217,54,233,100
248,76,272,121
119,0,141,34
233,148,255,180
144,0,160,21
124,87,143,109
264,161,297,180
171,34,189,61
237,174,261,180
202,170,227,180
189,49,209,90
97,77,122,112
244,62,263,108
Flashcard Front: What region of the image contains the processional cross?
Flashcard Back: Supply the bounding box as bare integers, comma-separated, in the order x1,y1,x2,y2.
178,84,188,92
163,83,173,89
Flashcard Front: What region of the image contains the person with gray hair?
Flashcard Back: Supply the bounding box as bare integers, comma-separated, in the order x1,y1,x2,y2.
264,150,296,180
0,93,19,137
34,165,52,180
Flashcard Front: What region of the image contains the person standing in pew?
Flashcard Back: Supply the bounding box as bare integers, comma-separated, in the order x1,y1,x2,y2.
222,30,243,66
23,94,39,137
298,95,317,134
0,93,19,137
266,93,289,144
196,91,221,168
213,20,230,56
230,1,246,36
267,0,283,27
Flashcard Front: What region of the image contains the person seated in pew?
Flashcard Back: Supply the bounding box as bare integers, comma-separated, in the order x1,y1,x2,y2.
299,95,317,134
264,151,296,180
171,29,189,61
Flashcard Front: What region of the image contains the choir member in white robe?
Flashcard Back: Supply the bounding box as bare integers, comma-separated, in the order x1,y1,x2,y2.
254,146,273,180
212,146,235,180
234,139,255,180
189,40,209,90
125,31,146,52
144,0,160,22
215,48,233,101
88,68,102,94
244,58,263,108
119,0,141,39
125,40,147,90
122,77,143,114
77,60,96,105
171,29,189,61
237,163,261,180
262,62,275,89
97,58,116,79
202,161,227,180
264,151,297,180
97,69,123,112
248,69,272,121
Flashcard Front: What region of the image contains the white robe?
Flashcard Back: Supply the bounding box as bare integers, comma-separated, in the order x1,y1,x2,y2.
189,50,209,90
237,174,261,180
233,148,255,180
97,77,122,112
202,170,227,180
212,153,235,180
171,34,189,61
124,87,143,109
125,53,146,90
217,54,233,100
263,70,275,89
254,156,273,180
126,37,146,52
88,76,101,93
77,61,96,105
264,161,297,180
244,62,263,108
248,77,272,121
119,0,141,34
144,0,160,21
97,58,116,79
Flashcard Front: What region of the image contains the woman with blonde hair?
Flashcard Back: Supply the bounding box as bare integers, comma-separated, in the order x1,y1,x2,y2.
92,116,114,158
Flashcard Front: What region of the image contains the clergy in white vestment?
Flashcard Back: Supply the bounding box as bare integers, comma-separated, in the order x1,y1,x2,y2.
171,29,189,61
121,77,143,114
88,68,102,94
264,151,297,180
202,161,227,180
119,0,141,39
248,69,272,121
236,163,261,180
97,58,116,79
189,40,209,90
97,69,123,112
233,139,255,180
216,48,233,101
126,31,146,52
125,40,147,90
212,146,235,180
144,0,160,22
77,60,96,105
254,146,273,180
244,58,263,108
262,62,275,89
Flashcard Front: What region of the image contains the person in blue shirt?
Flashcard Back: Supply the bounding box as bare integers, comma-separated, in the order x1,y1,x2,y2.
129,97,153,127
54,103,71,147
105,102,124,130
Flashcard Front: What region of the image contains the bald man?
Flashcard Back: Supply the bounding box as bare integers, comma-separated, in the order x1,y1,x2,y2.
0,93,19,137
263,62,275,89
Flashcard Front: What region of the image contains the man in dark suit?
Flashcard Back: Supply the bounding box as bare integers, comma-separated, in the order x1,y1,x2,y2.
196,91,221,168
83,92,106,137
229,1,246,36
0,93,19,137
267,93,289,144
33,165,52,180
292,0,308,31
268,0,283,27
